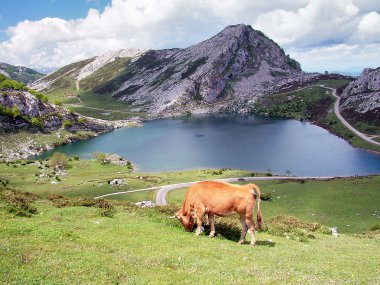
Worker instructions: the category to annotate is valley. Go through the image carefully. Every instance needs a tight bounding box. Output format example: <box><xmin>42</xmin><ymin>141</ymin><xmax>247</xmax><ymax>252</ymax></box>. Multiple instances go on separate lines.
<box><xmin>0</xmin><ymin>13</ymin><xmax>379</xmax><ymax>285</ymax></box>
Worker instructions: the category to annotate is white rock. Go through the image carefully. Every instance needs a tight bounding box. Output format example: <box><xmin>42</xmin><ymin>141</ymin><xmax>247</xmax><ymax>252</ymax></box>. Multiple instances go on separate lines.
<box><xmin>135</xmin><ymin>200</ymin><xmax>155</xmax><ymax>208</ymax></box>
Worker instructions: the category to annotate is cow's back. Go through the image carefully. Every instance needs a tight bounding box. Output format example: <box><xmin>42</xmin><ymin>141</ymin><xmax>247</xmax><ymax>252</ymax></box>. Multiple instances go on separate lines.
<box><xmin>187</xmin><ymin>181</ymin><xmax>254</xmax><ymax>216</ymax></box>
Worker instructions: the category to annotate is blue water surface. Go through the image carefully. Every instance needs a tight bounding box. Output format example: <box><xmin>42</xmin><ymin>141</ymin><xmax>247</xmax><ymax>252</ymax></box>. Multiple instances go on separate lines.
<box><xmin>36</xmin><ymin>115</ymin><xmax>380</xmax><ymax>176</ymax></box>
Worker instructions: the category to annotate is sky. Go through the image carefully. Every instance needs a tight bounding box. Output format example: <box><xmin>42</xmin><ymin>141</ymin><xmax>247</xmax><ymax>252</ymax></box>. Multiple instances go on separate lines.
<box><xmin>0</xmin><ymin>0</ymin><xmax>379</xmax><ymax>74</ymax></box>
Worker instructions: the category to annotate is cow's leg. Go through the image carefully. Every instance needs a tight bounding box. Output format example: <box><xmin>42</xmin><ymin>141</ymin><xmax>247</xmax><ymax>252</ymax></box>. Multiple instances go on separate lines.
<box><xmin>238</xmin><ymin>215</ymin><xmax>248</xmax><ymax>244</ymax></box>
<box><xmin>208</xmin><ymin>213</ymin><xmax>215</xmax><ymax>237</ymax></box>
<box><xmin>245</xmin><ymin>216</ymin><xmax>256</xmax><ymax>246</ymax></box>
<box><xmin>194</xmin><ymin>210</ymin><xmax>205</xmax><ymax>236</ymax></box>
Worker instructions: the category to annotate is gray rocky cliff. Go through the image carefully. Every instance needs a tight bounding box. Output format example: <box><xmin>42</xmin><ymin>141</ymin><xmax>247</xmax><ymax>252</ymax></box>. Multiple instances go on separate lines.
<box><xmin>340</xmin><ymin>67</ymin><xmax>380</xmax><ymax>124</ymax></box>
<box><xmin>0</xmin><ymin>89</ymin><xmax>116</xmax><ymax>133</ymax></box>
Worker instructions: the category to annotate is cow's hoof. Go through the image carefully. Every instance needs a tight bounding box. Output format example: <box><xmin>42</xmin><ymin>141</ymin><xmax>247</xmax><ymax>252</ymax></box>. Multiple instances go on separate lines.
<box><xmin>237</xmin><ymin>240</ymin><xmax>244</xmax><ymax>244</ymax></box>
<box><xmin>250</xmin><ymin>242</ymin><xmax>256</xmax><ymax>246</ymax></box>
<box><xmin>209</xmin><ymin>234</ymin><xmax>215</xmax><ymax>238</ymax></box>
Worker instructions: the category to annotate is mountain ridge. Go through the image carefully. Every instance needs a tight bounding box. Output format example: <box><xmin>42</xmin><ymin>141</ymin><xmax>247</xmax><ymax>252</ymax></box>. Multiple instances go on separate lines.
<box><xmin>0</xmin><ymin>63</ymin><xmax>44</xmax><ymax>84</ymax></box>
<box><xmin>31</xmin><ymin>24</ymin><xmax>325</xmax><ymax>116</ymax></box>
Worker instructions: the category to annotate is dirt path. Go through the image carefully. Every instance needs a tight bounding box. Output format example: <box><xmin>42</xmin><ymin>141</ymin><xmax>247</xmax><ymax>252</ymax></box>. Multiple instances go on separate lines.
<box><xmin>65</xmin><ymin>104</ymin><xmax>141</xmax><ymax>115</ymax></box>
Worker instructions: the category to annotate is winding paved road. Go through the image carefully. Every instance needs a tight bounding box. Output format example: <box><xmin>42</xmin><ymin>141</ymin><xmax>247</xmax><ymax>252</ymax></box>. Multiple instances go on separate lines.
<box><xmin>323</xmin><ymin>86</ymin><xmax>380</xmax><ymax>146</ymax></box>
<box><xmin>95</xmin><ymin>176</ymin><xmax>336</xmax><ymax>205</ymax></box>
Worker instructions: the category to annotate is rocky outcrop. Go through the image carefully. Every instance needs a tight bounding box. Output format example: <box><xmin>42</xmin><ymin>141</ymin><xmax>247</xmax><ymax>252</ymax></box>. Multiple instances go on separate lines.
<box><xmin>31</xmin><ymin>24</ymin><xmax>324</xmax><ymax>116</ymax></box>
<box><xmin>0</xmin><ymin>62</ymin><xmax>44</xmax><ymax>84</ymax></box>
<box><xmin>0</xmin><ymin>88</ymin><xmax>137</xmax><ymax>161</ymax></box>
<box><xmin>340</xmin><ymin>67</ymin><xmax>380</xmax><ymax>125</ymax></box>
<box><xmin>0</xmin><ymin>89</ymin><xmax>116</xmax><ymax>133</ymax></box>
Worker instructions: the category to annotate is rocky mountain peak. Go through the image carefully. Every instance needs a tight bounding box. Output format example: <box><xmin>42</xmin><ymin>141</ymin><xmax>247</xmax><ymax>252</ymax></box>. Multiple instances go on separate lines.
<box><xmin>30</xmin><ymin>24</ymin><xmax>314</xmax><ymax>116</ymax></box>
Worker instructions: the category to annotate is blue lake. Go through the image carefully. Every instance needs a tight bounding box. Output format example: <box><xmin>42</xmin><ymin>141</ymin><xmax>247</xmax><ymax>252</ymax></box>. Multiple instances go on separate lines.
<box><xmin>37</xmin><ymin>115</ymin><xmax>380</xmax><ymax>176</ymax></box>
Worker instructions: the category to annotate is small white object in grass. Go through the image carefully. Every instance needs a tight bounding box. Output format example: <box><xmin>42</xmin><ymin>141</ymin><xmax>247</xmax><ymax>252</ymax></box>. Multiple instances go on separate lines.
<box><xmin>267</xmin><ymin>239</ymin><xmax>273</xmax><ymax>243</ymax></box>
<box><xmin>200</xmin><ymin>226</ymin><xmax>205</xmax><ymax>234</ymax></box>
<box><xmin>94</xmin><ymin>221</ymin><xmax>100</xmax><ymax>224</ymax></box>
<box><xmin>330</xmin><ymin>227</ymin><xmax>339</xmax><ymax>237</ymax></box>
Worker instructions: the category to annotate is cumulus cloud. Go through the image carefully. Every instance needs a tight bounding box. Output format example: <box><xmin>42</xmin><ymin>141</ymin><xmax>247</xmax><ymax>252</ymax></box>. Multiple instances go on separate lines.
<box><xmin>253</xmin><ymin>0</ymin><xmax>360</xmax><ymax>47</ymax></box>
<box><xmin>350</xmin><ymin>12</ymin><xmax>380</xmax><ymax>43</ymax></box>
<box><xmin>290</xmin><ymin>43</ymin><xmax>380</xmax><ymax>72</ymax></box>
<box><xmin>0</xmin><ymin>0</ymin><xmax>379</xmax><ymax>72</ymax></box>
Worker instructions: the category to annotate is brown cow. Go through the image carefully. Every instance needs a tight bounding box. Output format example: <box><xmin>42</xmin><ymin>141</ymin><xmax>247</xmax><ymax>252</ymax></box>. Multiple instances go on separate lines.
<box><xmin>176</xmin><ymin>181</ymin><xmax>262</xmax><ymax>245</ymax></box>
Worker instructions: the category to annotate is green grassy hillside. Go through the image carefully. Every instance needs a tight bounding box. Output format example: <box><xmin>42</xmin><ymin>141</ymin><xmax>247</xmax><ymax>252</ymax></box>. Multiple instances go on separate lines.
<box><xmin>0</xmin><ymin>195</ymin><xmax>379</xmax><ymax>284</ymax></box>
<box><xmin>1</xmin><ymin>159</ymin><xmax>379</xmax><ymax>283</ymax></box>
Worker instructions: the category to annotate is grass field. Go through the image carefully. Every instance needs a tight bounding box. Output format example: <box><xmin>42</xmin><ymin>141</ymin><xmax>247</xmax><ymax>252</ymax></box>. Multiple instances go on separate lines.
<box><xmin>45</xmin><ymin>88</ymin><xmax>146</xmax><ymax>121</ymax></box>
<box><xmin>0</xmin><ymin>195</ymin><xmax>379</xmax><ymax>284</ymax></box>
<box><xmin>167</xmin><ymin>176</ymin><xmax>380</xmax><ymax>234</ymax></box>
<box><xmin>1</xmin><ymin>158</ymin><xmax>379</xmax><ymax>284</ymax></box>
<box><xmin>316</xmin><ymin>79</ymin><xmax>350</xmax><ymax>89</ymax></box>
<box><xmin>0</xmin><ymin>159</ymin><xmax>253</xmax><ymax>199</ymax></box>
<box><xmin>1</xmin><ymin>158</ymin><xmax>379</xmax><ymax>234</ymax></box>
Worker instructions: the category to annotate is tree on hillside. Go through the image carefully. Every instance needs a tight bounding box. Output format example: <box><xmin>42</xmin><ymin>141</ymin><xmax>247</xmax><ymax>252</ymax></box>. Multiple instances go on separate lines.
<box><xmin>49</xmin><ymin>152</ymin><xmax>68</xmax><ymax>170</ymax></box>
<box><xmin>94</xmin><ymin>152</ymin><xmax>110</xmax><ymax>165</ymax></box>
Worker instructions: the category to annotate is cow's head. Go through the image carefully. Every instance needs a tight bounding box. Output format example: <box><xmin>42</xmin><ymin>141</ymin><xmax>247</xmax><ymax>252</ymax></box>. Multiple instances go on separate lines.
<box><xmin>176</xmin><ymin>209</ymin><xmax>195</xmax><ymax>231</ymax></box>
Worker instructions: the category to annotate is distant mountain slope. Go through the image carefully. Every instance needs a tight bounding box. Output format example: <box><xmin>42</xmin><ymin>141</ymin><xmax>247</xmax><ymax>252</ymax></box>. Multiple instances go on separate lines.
<box><xmin>340</xmin><ymin>67</ymin><xmax>380</xmax><ymax>127</ymax></box>
<box><xmin>31</xmin><ymin>24</ymin><xmax>322</xmax><ymax>116</ymax></box>
<box><xmin>0</xmin><ymin>63</ymin><xmax>44</xmax><ymax>84</ymax></box>
<box><xmin>30</xmin><ymin>49</ymin><xmax>145</xmax><ymax>92</ymax></box>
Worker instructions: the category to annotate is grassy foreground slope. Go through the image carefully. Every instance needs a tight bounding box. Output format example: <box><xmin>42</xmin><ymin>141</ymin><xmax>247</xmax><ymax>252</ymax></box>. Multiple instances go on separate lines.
<box><xmin>0</xmin><ymin>199</ymin><xmax>379</xmax><ymax>284</ymax></box>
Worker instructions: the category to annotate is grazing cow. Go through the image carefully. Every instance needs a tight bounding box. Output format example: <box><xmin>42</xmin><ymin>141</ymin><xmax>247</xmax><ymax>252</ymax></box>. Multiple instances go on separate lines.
<box><xmin>176</xmin><ymin>181</ymin><xmax>262</xmax><ymax>245</ymax></box>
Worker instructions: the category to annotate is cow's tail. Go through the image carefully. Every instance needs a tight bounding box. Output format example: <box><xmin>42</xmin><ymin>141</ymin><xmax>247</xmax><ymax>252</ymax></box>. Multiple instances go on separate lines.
<box><xmin>252</xmin><ymin>185</ymin><xmax>262</xmax><ymax>230</ymax></box>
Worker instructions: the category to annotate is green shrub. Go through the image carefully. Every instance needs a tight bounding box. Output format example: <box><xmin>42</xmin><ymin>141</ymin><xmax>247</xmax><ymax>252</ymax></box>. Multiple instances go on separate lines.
<box><xmin>48</xmin><ymin>195</ymin><xmax>115</xmax><ymax>217</ymax></box>
<box><xmin>54</xmin><ymin>100</ymin><xmax>63</xmax><ymax>106</ymax></box>
<box><xmin>77</xmin><ymin>117</ymin><xmax>85</xmax><ymax>124</ymax></box>
<box><xmin>62</xmin><ymin>120</ymin><xmax>73</xmax><ymax>128</ymax></box>
<box><xmin>0</xmin><ymin>74</ymin><xmax>7</xmax><ymax>82</ymax></box>
<box><xmin>95</xmin><ymin>152</ymin><xmax>110</xmax><ymax>165</ymax></box>
<box><xmin>260</xmin><ymin>192</ymin><xmax>272</xmax><ymax>201</ymax></box>
<box><xmin>262</xmin><ymin>215</ymin><xmax>331</xmax><ymax>242</ymax></box>
<box><xmin>28</xmin><ymin>89</ymin><xmax>49</xmax><ymax>102</ymax></box>
<box><xmin>0</xmin><ymin>78</ymin><xmax>27</xmax><ymax>91</ymax></box>
<box><xmin>0</xmin><ymin>189</ymin><xmax>38</xmax><ymax>217</ymax></box>
<box><xmin>49</xmin><ymin>152</ymin><xmax>68</xmax><ymax>169</ymax></box>
<box><xmin>30</xmin><ymin>117</ymin><xmax>43</xmax><ymax>128</ymax></box>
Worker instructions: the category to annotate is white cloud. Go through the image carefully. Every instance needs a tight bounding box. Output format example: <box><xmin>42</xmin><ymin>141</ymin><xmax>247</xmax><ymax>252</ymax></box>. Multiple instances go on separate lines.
<box><xmin>290</xmin><ymin>43</ymin><xmax>380</xmax><ymax>72</ymax></box>
<box><xmin>350</xmin><ymin>12</ymin><xmax>380</xmax><ymax>43</ymax></box>
<box><xmin>253</xmin><ymin>0</ymin><xmax>359</xmax><ymax>47</ymax></box>
<box><xmin>0</xmin><ymin>0</ymin><xmax>379</xmax><ymax>72</ymax></box>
